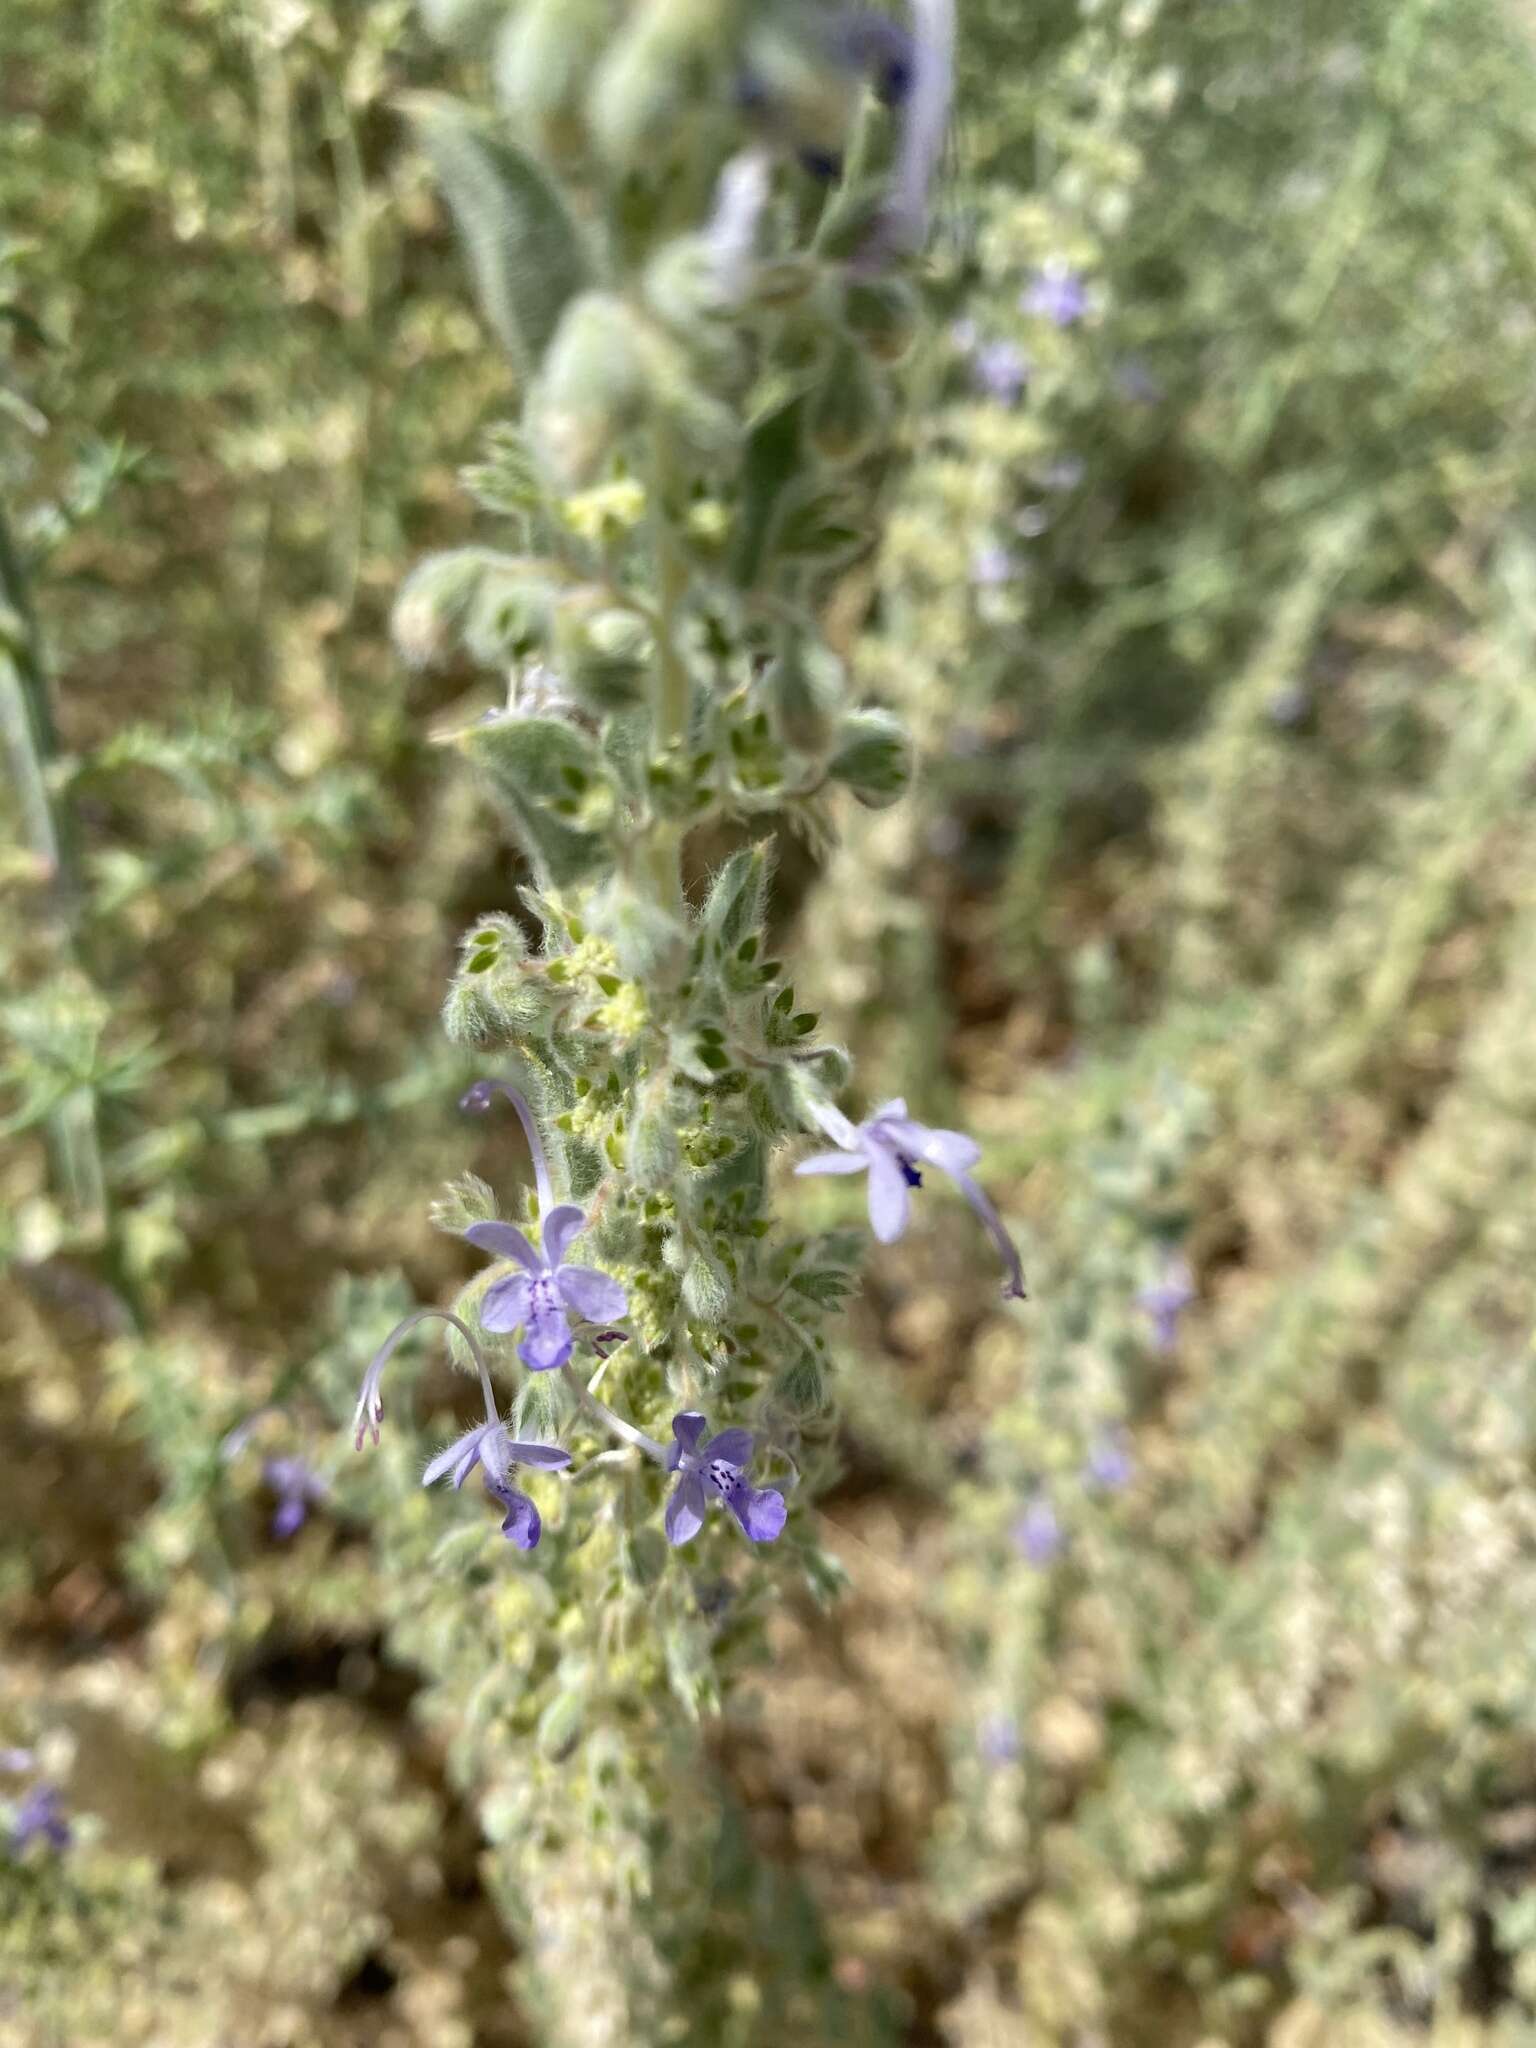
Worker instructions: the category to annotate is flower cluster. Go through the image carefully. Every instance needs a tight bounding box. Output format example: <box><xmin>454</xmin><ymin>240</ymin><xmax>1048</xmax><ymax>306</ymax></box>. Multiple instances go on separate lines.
<box><xmin>327</xmin><ymin>0</ymin><xmax>1028</xmax><ymax>1575</ymax></box>
<box><xmin>351</xmin><ymin>1074</ymin><xmax>1021</xmax><ymax>1558</ymax></box>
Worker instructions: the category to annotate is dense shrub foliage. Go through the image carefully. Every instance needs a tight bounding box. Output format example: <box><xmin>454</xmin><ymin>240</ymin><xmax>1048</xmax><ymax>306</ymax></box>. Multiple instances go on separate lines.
<box><xmin>7</xmin><ymin>1</ymin><xmax>1536</xmax><ymax>2044</ymax></box>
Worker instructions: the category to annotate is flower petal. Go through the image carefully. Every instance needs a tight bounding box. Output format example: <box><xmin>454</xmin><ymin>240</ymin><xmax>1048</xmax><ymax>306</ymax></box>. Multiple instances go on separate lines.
<box><xmin>477</xmin><ymin>1425</ymin><xmax>514</xmax><ymax>1489</ymax></box>
<box><xmin>665</xmin><ymin>1472</ymin><xmax>707</xmax><ymax>1546</ymax></box>
<box><xmin>865</xmin><ymin>1144</ymin><xmax>912</xmax><ymax>1242</ymax></box>
<box><xmin>422</xmin><ymin>1422</ymin><xmax>492</xmax><ymax>1490</ymax></box>
<box><xmin>794</xmin><ymin>1149</ymin><xmax>870</xmax><ymax>1177</ymax></box>
<box><xmin>702</xmin><ymin>1427</ymin><xmax>754</xmax><ymax>1470</ymax></box>
<box><xmin>726</xmin><ymin>1481</ymin><xmax>787</xmax><ymax>1543</ymax></box>
<box><xmin>807</xmin><ymin>1097</ymin><xmax>860</xmax><ymax>1149</ymax></box>
<box><xmin>463</xmin><ymin>1220</ymin><xmax>542</xmax><ymax>1271</ymax></box>
<box><xmin>496</xmin><ymin>1487</ymin><xmax>542</xmax><ymax>1549</ymax></box>
<box><xmin>539</xmin><ymin>1203</ymin><xmax>588</xmax><ymax>1269</ymax></box>
<box><xmin>505</xmin><ymin>1440</ymin><xmax>573</xmax><ymax>1470</ymax></box>
<box><xmin>913</xmin><ymin>1126</ymin><xmax>982</xmax><ymax>1174</ymax></box>
<box><xmin>870</xmin><ymin>1097</ymin><xmax>909</xmax><ymax>1122</ymax></box>
<box><xmin>669</xmin><ymin>1412</ymin><xmax>708</xmax><ymax>1470</ymax></box>
<box><xmin>556</xmin><ymin>1264</ymin><xmax>628</xmax><ymax>1324</ymax></box>
<box><xmin>480</xmin><ymin>1271</ymin><xmax>535</xmax><ymax>1334</ymax></box>
<box><xmin>518</xmin><ymin>1303</ymin><xmax>575</xmax><ymax>1373</ymax></box>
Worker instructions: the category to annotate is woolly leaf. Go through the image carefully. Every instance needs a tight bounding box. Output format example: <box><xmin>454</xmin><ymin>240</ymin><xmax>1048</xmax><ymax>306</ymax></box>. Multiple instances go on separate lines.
<box><xmin>404</xmin><ymin>93</ymin><xmax>589</xmax><ymax>374</ymax></box>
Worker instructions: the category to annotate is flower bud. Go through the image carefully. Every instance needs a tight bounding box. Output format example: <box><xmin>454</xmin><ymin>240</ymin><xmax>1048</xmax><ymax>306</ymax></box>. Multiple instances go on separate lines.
<box><xmin>763</xmin><ymin>633</ymin><xmax>845</xmax><ymax>753</ymax></box>
<box><xmin>529</xmin><ymin>292</ymin><xmax>649</xmax><ymax>491</ymax></box>
<box><xmin>628</xmin><ymin>1103</ymin><xmax>681</xmax><ymax>1189</ymax></box>
<box><xmin>495</xmin><ymin>0</ymin><xmax>617</xmax><ymax>165</ymax></box>
<box><xmin>808</xmin><ymin>341</ymin><xmax>888</xmax><ymax>468</ymax></box>
<box><xmin>551</xmin><ymin>588</ymin><xmax>650</xmax><ymax>712</ymax></box>
<box><xmin>827</xmin><ymin>708</ymin><xmax>914</xmax><ymax>808</ymax></box>
<box><xmin>587</xmin><ymin>0</ymin><xmax>733</xmax><ymax>181</ymax></box>
<box><xmin>682</xmin><ymin>1251</ymin><xmax>731</xmax><ymax>1324</ymax></box>
<box><xmin>839</xmin><ymin>275</ymin><xmax>920</xmax><ymax>363</ymax></box>
<box><xmin>390</xmin><ymin>548</ymin><xmax>495</xmax><ymax>668</ymax></box>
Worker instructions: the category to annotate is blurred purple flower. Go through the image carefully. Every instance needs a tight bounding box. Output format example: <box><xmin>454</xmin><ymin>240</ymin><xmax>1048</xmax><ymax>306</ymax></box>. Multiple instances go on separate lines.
<box><xmin>1138</xmin><ymin>1258</ymin><xmax>1195</xmax><ymax>1352</ymax></box>
<box><xmin>664</xmin><ymin>1413</ymin><xmax>787</xmax><ymax>1547</ymax></box>
<box><xmin>972</xmin><ymin>338</ymin><xmax>1030</xmax><ymax>404</ymax></box>
<box><xmin>1021</xmin><ymin>263</ymin><xmax>1089</xmax><ymax>328</ymax></box>
<box><xmin>1084</xmin><ymin>1426</ymin><xmax>1134</xmax><ymax>1493</ymax></box>
<box><xmin>1012</xmin><ymin>1491</ymin><xmax>1064</xmax><ymax>1566</ymax></box>
<box><xmin>971</xmin><ymin>541</ymin><xmax>1017</xmax><ymax>587</ymax></box>
<box><xmin>12</xmin><ymin>1784</ymin><xmax>70</xmax><ymax>1854</ymax></box>
<box><xmin>979</xmin><ymin>1714</ymin><xmax>1021</xmax><ymax>1765</ymax></box>
<box><xmin>423</xmin><ymin>1419</ymin><xmax>572</xmax><ymax>1550</ymax></box>
<box><xmin>263</xmin><ymin>1455</ymin><xmax>329</xmax><ymax>1541</ymax></box>
<box><xmin>797</xmin><ymin>1096</ymin><xmax>1027</xmax><ymax>1298</ymax></box>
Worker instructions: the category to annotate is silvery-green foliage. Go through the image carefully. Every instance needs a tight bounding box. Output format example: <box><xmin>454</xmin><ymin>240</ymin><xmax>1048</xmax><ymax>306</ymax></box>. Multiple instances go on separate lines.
<box><xmin>345</xmin><ymin>2</ymin><xmax>981</xmax><ymax>2039</ymax></box>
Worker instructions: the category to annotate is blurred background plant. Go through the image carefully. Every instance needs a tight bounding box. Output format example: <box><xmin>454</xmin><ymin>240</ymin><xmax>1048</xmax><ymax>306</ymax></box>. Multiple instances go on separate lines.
<box><xmin>8</xmin><ymin>0</ymin><xmax>1536</xmax><ymax>2044</ymax></box>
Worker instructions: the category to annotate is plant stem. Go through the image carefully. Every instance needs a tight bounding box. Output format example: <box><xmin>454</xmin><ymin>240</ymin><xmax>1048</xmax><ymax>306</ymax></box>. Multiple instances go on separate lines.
<box><xmin>0</xmin><ymin>498</ymin><xmax>110</xmax><ymax>1242</ymax></box>
<box><xmin>643</xmin><ymin>427</ymin><xmax>690</xmax><ymax>912</ymax></box>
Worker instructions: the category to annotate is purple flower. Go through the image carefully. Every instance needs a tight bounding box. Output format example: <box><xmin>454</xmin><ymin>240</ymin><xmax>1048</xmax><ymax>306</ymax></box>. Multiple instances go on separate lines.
<box><xmin>1012</xmin><ymin>1491</ymin><xmax>1064</xmax><ymax>1567</ymax></box>
<box><xmin>12</xmin><ymin>1784</ymin><xmax>70</xmax><ymax>1854</ymax></box>
<box><xmin>1084</xmin><ymin>1426</ymin><xmax>1134</xmax><ymax>1493</ymax></box>
<box><xmin>979</xmin><ymin>1714</ymin><xmax>1021</xmax><ymax>1765</ymax></box>
<box><xmin>263</xmin><ymin>1455</ymin><xmax>329</xmax><ymax>1541</ymax></box>
<box><xmin>971</xmin><ymin>540</ymin><xmax>1016</xmax><ymax>586</ymax></box>
<box><xmin>795</xmin><ymin>1096</ymin><xmax>1026</xmax><ymax>1299</ymax></box>
<box><xmin>422</xmin><ymin>1419</ymin><xmax>571</xmax><ymax>1550</ymax></box>
<box><xmin>1021</xmin><ymin>263</ymin><xmax>1089</xmax><ymax>328</ymax></box>
<box><xmin>1137</xmin><ymin>1257</ymin><xmax>1194</xmax><ymax>1353</ymax></box>
<box><xmin>972</xmin><ymin>338</ymin><xmax>1030</xmax><ymax>404</ymax></box>
<box><xmin>466</xmin><ymin>1209</ymin><xmax>628</xmax><ymax>1374</ymax></box>
<box><xmin>664</xmin><ymin>1413</ymin><xmax>787</xmax><ymax>1547</ymax></box>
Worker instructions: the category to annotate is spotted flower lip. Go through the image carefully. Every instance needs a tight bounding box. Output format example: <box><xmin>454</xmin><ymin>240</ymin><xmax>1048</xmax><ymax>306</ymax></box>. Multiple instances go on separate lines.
<box><xmin>466</xmin><ymin>1210</ymin><xmax>628</xmax><ymax>1374</ymax></box>
<box><xmin>664</xmin><ymin>1413</ymin><xmax>787</xmax><ymax>1547</ymax></box>
<box><xmin>423</xmin><ymin>1419</ymin><xmax>571</xmax><ymax>1550</ymax></box>
<box><xmin>795</xmin><ymin>1096</ymin><xmax>1027</xmax><ymax>1299</ymax></box>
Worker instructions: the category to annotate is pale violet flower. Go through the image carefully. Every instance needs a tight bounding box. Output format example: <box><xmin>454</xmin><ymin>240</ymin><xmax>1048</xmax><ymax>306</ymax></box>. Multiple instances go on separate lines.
<box><xmin>466</xmin><ymin>1210</ymin><xmax>628</xmax><ymax>1374</ymax></box>
<box><xmin>1084</xmin><ymin>1425</ymin><xmax>1134</xmax><ymax>1493</ymax></box>
<box><xmin>664</xmin><ymin>1413</ymin><xmax>787</xmax><ymax>1546</ymax></box>
<box><xmin>458</xmin><ymin>1075</ymin><xmax>629</xmax><ymax>1372</ymax></box>
<box><xmin>1138</xmin><ymin>1257</ymin><xmax>1195</xmax><ymax>1352</ymax></box>
<box><xmin>1012</xmin><ymin>1490</ymin><xmax>1064</xmax><ymax>1566</ymax></box>
<box><xmin>1021</xmin><ymin>263</ymin><xmax>1089</xmax><ymax>328</ymax></box>
<box><xmin>11</xmin><ymin>1783</ymin><xmax>70</xmax><ymax>1854</ymax></box>
<box><xmin>796</xmin><ymin>1097</ymin><xmax>1026</xmax><ymax>1298</ymax></box>
<box><xmin>971</xmin><ymin>540</ymin><xmax>1016</xmax><ymax>587</ymax></box>
<box><xmin>422</xmin><ymin>1419</ymin><xmax>571</xmax><ymax>1550</ymax></box>
<box><xmin>972</xmin><ymin>338</ymin><xmax>1030</xmax><ymax>404</ymax></box>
